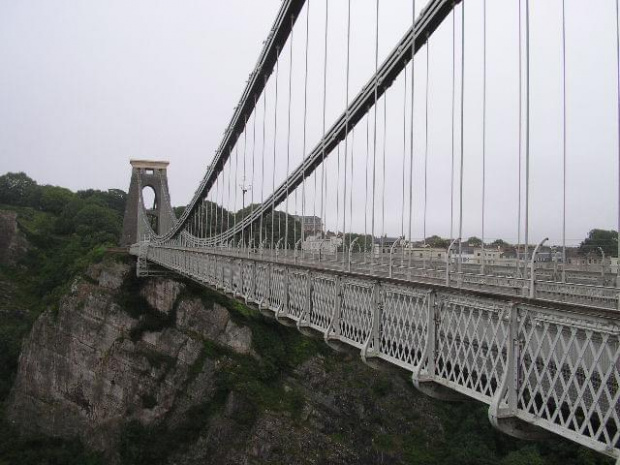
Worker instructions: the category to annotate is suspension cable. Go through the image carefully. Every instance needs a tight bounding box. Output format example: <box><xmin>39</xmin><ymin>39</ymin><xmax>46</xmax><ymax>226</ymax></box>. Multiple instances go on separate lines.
<box><xmin>458</xmin><ymin>1</ymin><xmax>465</xmax><ymax>273</ymax></box>
<box><xmin>365</xmin><ymin>111</ymin><xmax>370</xmax><ymax>254</ymax></box>
<box><xmin>216</xmin><ymin>177</ymin><xmax>220</xmax><ymax>239</ymax></box>
<box><xmin>450</xmin><ymin>7</ymin><xmax>456</xmax><ymax>240</ymax></box>
<box><xmin>349</xmin><ymin>127</ymin><xmax>355</xmax><ymax>253</ymax></box>
<box><xmin>401</xmin><ymin>62</ymin><xmax>407</xmax><ymax>240</ymax></box>
<box><xmin>242</xmin><ymin>118</ymin><xmax>248</xmax><ymax>244</ymax></box>
<box><xmin>408</xmin><ymin>0</ymin><xmax>416</xmax><ymax>246</ymax></box>
<box><xmin>342</xmin><ymin>0</ymin><xmax>352</xmax><ymax>266</ymax></box>
<box><xmin>301</xmin><ymin>0</ymin><xmax>311</xmax><ymax>247</ymax></box>
<box><xmin>561</xmin><ymin>0</ymin><xmax>567</xmax><ymax>282</ymax></box>
<box><xmin>320</xmin><ymin>0</ymin><xmax>329</xmax><ymax>243</ymax></box>
<box><xmin>251</xmin><ymin>97</ymin><xmax>257</xmax><ymax>247</ymax></box>
<box><xmin>481</xmin><ymin>0</ymin><xmax>487</xmax><ymax>274</ymax></box>
<box><xmin>285</xmin><ymin>18</ymin><xmax>295</xmax><ymax>251</ymax></box>
<box><xmin>424</xmin><ymin>37</ymin><xmax>430</xmax><ymax>249</ymax></box>
<box><xmin>381</xmin><ymin>92</ymin><xmax>387</xmax><ymax>258</ymax></box>
<box><xmin>210</xmin><ymin>180</ymin><xmax>214</xmax><ymax>238</ymax></box>
<box><xmin>234</xmin><ymin>132</ymin><xmax>240</xmax><ymax>241</ymax></box>
<box><xmin>616</xmin><ymin>0</ymin><xmax>620</xmax><ymax>285</ymax></box>
<box><xmin>336</xmin><ymin>141</ymin><xmax>341</xmax><ymax>250</ymax></box>
<box><xmin>272</xmin><ymin>48</ymin><xmax>280</xmax><ymax>250</ymax></box>
<box><xmin>371</xmin><ymin>0</ymin><xmax>380</xmax><ymax>264</ymax></box>
<box><xmin>517</xmin><ymin>0</ymin><xmax>523</xmax><ymax>275</ymax></box>
<box><xmin>260</xmin><ymin>76</ymin><xmax>268</xmax><ymax>247</ymax></box>
<box><xmin>336</xmin><ymin>143</ymin><xmax>341</xmax><ymax>244</ymax></box>
<box><xmin>524</xmin><ymin>0</ymin><xmax>531</xmax><ymax>270</ymax></box>
<box><xmin>229</xmin><ymin>148</ymin><xmax>234</xmax><ymax>233</ymax></box>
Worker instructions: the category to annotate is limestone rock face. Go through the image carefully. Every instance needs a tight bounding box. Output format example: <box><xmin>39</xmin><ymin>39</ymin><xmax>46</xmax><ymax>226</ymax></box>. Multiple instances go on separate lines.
<box><xmin>6</xmin><ymin>261</ymin><xmax>252</xmax><ymax>463</ymax></box>
<box><xmin>7</xmin><ymin>259</ymin><xmax>442</xmax><ymax>465</ymax></box>
<box><xmin>0</xmin><ymin>210</ymin><xmax>28</xmax><ymax>266</ymax></box>
<box><xmin>176</xmin><ymin>299</ymin><xmax>252</xmax><ymax>355</ymax></box>
<box><xmin>140</xmin><ymin>278</ymin><xmax>184</xmax><ymax>314</ymax></box>
<box><xmin>220</xmin><ymin>319</ymin><xmax>252</xmax><ymax>355</ymax></box>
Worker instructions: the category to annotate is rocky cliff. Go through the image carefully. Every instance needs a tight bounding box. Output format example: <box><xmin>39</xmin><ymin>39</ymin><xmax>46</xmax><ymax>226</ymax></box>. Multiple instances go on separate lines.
<box><xmin>6</xmin><ymin>260</ymin><xmax>448</xmax><ymax>464</ymax></box>
<box><xmin>6</xmin><ymin>258</ymin><xmax>610</xmax><ymax>465</ymax></box>
<box><xmin>0</xmin><ymin>210</ymin><xmax>28</xmax><ymax>267</ymax></box>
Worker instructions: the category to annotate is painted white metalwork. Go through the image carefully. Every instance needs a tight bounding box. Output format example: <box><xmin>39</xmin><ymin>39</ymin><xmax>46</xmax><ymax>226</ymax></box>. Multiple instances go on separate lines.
<box><xmin>137</xmin><ymin>244</ymin><xmax>620</xmax><ymax>460</ymax></box>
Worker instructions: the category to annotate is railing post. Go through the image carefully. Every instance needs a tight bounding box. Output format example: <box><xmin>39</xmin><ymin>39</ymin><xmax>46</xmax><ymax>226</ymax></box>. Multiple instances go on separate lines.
<box><xmin>388</xmin><ymin>240</ymin><xmax>401</xmax><ymax>278</ymax></box>
<box><xmin>249</xmin><ymin>260</ymin><xmax>257</xmax><ymax>303</ymax></box>
<box><xmin>362</xmin><ymin>281</ymin><xmax>383</xmax><ymax>364</ymax></box>
<box><xmin>267</xmin><ymin>262</ymin><xmax>273</xmax><ymax>311</ymax></box>
<box><xmin>446</xmin><ymin>238</ymin><xmax>461</xmax><ymax>286</ymax></box>
<box><xmin>333</xmin><ymin>276</ymin><xmax>341</xmax><ymax>338</ymax></box>
<box><xmin>236</xmin><ymin>259</ymin><xmax>242</xmax><ymax>297</ymax></box>
<box><xmin>348</xmin><ymin>237</ymin><xmax>359</xmax><ymax>272</ymax></box>
<box><xmin>281</xmin><ymin>267</ymin><xmax>290</xmax><ymax>318</ymax></box>
<box><xmin>325</xmin><ymin>275</ymin><xmax>342</xmax><ymax>344</ymax></box>
<box><xmin>529</xmin><ymin>237</ymin><xmax>549</xmax><ymax>299</ymax></box>
<box><xmin>424</xmin><ymin>291</ymin><xmax>437</xmax><ymax>379</ymax></box>
<box><xmin>488</xmin><ymin>304</ymin><xmax>545</xmax><ymax>440</ymax></box>
<box><xmin>297</xmin><ymin>270</ymin><xmax>313</xmax><ymax>332</ymax></box>
<box><xmin>412</xmin><ymin>290</ymin><xmax>438</xmax><ymax>391</ymax></box>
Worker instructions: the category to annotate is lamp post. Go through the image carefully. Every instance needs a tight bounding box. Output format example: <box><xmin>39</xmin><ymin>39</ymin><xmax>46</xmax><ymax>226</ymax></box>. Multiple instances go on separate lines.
<box><xmin>239</xmin><ymin>178</ymin><xmax>252</xmax><ymax>249</ymax></box>
<box><xmin>597</xmin><ymin>247</ymin><xmax>606</xmax><ymax>281</ymax></box>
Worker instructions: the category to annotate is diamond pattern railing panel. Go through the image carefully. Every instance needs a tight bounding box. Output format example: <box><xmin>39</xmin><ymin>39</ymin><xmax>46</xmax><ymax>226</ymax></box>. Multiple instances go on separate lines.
<box><xmin>378</xmin><ymin>285</ymin><xmax>428</xmax><ymax>370</ymax></box>
<box><xmin>309</xmin><ymin>275</ymin><xmax>336</xmax><ymax>332</ymax></box>
<box><xmin>232</xmin><ymin>260</ymin><xmax>242</xmax><ymax>294</ymax></box>
<box><xmin>269</xmin><ymin>267</ymin><xmax>285</xmax><ymax>311</ymax></box>
<box><xmin>256</xmin><ymin>263</ymin><xmax>271</xmax><ymax>305</ymax></box>
<box><xmin>339</xmin><ymin>279</ymin><xmax>374</xmax><ymax>348</ymax></box>
<box><xmin>242</xmin><ymin>261</ymin><xmax>254</xmax><ymax>298</ymax></box>
<box><xmin>434</xmin><ymin>295</ymin><xmax>510</xmax><ymax>402</ymax></box>
<box><xmin>141</xmin><ymin>246</ymin><xmax>620</xmax><ymax>460</ymax></box>
<box><xmin>287</xmin><ymin>271</ymin><xmax>309</xmax><ymax>320</ymax></box>
<box><xmin>207</xmin><ymin>254</ymin><xmax>217</xmax><ymax>283</ymax></box>
<box><xmin>517</xmin><ymin>308</ymin><xmax>620</xmax><ymax>452</ymax></box>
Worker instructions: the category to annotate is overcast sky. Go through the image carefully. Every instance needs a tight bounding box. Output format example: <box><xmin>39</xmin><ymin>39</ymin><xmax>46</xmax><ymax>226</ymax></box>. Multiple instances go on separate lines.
<box><xmin>1</xmin><ymin>0</ymin><xmax>618</xmax><ymax>246</ymax></box>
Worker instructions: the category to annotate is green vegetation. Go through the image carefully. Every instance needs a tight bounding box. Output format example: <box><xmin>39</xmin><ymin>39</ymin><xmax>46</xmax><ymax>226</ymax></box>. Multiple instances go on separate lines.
<box><xmin>119</xmin><ymin>400</ymin><xmax>226</xmax><ymax>465</ymax></box>
<box><xmin>0</xmin><ymin>412</ymin><xmax>104</xmax><ymax>465</ymax></box>
<box><xmin>0</xmin><ymin>173</ymin><xmax>125</xmax><ymax>313</ymax></box>
<box><xmin>114</xmin><ymin>282</ymin><xmax>329</xmax><ymax>465</ymax></box>
<box><xmin>0</xmin><ymin>172</ymin><xmax>615</xmax><ymax>464</ymax></box>
<box><xmin>0</xmin><ymin>172</ymin><xmax>126</xmax><ymax>464</ymax></box>
<box><xmin>579</xmin><ymin>229</ymin><xmax>618</xmax><ymax>258</ymax></box>
<box><xmin>0</xmin><ymin>173</ymin><xmax>126</xmax><ymax>402</ymax></box>
<box><xmin>363</xmin><ymin>400</ymin><xmax>612</xmax><ymax>465</ymax></box>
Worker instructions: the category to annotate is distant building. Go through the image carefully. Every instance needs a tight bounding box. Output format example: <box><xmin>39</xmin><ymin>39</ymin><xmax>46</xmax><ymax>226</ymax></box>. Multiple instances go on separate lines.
<box><xmin>302</xmin><ymin>234</ymin><xmax>342</xmax><ymax>254</ymax></box>
<box><xmin>294</xmin><ymin>216</ymin><xmax>323</xmax><ymax>235</ymax></box>
<box><xmin>373</xmin><ymin>236</ymin><xmax>403</xmax><ymax>254</ymax></box>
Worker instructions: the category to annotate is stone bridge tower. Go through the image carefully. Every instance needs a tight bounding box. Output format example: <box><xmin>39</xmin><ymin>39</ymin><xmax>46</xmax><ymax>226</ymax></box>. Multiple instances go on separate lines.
<box><xmin>121</xmin><ymin>160</ymin><xmax>176</xmax><ymax>246</ymax></box>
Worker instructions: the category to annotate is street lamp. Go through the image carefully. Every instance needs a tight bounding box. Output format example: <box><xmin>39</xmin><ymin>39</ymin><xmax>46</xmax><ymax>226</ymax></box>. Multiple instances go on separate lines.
<box><xmin>239</xmin><ymin>178</ymin><xmax>252</xmax><ymax>247</ymax></box>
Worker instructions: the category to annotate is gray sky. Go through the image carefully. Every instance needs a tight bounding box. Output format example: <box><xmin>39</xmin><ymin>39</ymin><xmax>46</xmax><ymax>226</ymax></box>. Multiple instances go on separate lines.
<box><xmin>1</xmin><ymin>0</ymin><xmax>618</xmax><ymax>246</ymax></box>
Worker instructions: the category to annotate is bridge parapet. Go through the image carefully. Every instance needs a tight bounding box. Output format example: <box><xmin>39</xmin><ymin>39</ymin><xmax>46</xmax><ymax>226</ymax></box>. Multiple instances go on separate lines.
<box><xmin>133</xmin><ymin>244</ymin><xmax>620</xmax><ymax>461</ymax></box>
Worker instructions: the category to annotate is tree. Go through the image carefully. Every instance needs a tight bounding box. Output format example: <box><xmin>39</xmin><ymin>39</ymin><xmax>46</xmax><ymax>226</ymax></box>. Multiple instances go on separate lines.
<box><xmin>579</xmin><ymin>229</ymin><xmax>618</xmax><ymax>258</ymax></box>
<box><xmin>466</xmin><ymin>236</ymin><xmax>483</xmax><ymax>247</ymax></box>
<box><xmin>0</xmin><ymin>172</ymin><xmax>38</xmax><ymax>206</ymax></box>
<box><xmin>39</xmin><ymin>185</ymin><xmax>74</xmax><ymax>214</ymax></box>
<box><xmin>490</xmin><ymin>238</ymin><xmax>510</xmax><ymax>249</ymax></box>
<box><xmin>77</xmin><ymin>189</ymin><xmax>127</xmax><ymax>215</ymax></box>
<box><xmin>425</xmin><ymin>235</ymin><xmax>450</xmax><ymax>249</ymax></box>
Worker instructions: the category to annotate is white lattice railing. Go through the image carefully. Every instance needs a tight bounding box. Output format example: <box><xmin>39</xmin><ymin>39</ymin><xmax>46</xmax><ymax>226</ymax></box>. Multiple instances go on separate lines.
<box><xmin>138</xmin><ymin>245</ymin><xmax>620</xmax><ymax>461</ymax></box>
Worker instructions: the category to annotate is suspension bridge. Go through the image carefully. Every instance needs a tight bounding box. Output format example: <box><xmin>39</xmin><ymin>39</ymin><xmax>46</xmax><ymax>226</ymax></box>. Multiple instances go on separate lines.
<box><xmin>122</xmin><ymin>0</ymin><xmax>620</xmax><ymax>460</ymax></box>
